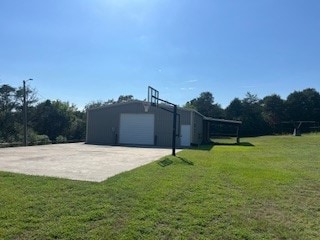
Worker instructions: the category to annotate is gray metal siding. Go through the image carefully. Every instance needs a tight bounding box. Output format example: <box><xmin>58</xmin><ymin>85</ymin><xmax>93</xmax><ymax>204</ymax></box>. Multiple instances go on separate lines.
<box><xmin>86</xmin><ymin>102</ymin><xmax>147</xmax><ymax>145</ymax></box>
<box><xmin>154</xmin><ymin>108</ymin><xmax>172</xmax><ymax>147</ymax></box>
<box><xmin>86</xmin><ymin>101</ymin><xmax>197</xmax><ymax>147</ymax></box>
<box><xmin>153</xmin><ymin>106</ymin><xmax>192</xmax><ymax>147</ymax></box>
<box><xmin>86</xmin><ymin>106</ymin><xmax>119</xmax><ymax>144</ymax></box>
<box><xmin>191</xmin><ymin>112</ymin><xmax>203</xmax><ymax>145</ymax></box>
<box><xmin>179</xmin><ymin>109</ymin><xmax>191</xmax><ymax>125</ymax></box>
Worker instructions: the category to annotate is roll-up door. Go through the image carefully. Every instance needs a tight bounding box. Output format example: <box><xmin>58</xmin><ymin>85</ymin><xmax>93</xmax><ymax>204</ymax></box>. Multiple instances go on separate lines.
<box><xmin>119</xmin><ymin>113</ymin><xmax>154</xmax><ymax>145</ymax></box>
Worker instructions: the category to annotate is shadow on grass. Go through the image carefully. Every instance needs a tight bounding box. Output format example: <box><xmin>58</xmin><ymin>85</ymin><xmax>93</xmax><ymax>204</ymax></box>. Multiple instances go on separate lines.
<box><xmin>191</xmin><ymin>144</ymin><xmax>214</xmax><ymax>151</ymax></box>
<box><xmin>177</xmin><ymin>156</ymin><xmax>194</xmax><ymax>165</ymax></box>
<box><xmin>158</xmin><ymin>156</ymin><xmax>194</xmax><ymax>167</ymax></box>
<box><xmin>213</xmin><ymin>142</ymin><xmax>255</xmax><ymax>147</ymax></box>
<box><xmin>189</xmin><ymin>141</ymin><xmax>254</xmax><ymax>151</ymax></box>
<box><xmin>158</xmin><ymin>158</ymin><xmax>173</xmax><ymax>167</ymax></box>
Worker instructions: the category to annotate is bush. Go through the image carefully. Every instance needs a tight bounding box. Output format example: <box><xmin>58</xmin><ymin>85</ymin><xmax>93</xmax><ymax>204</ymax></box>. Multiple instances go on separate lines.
<box><xmin>33</xmin><ymin>135</ymin><xmax>51</xmax><ymax>145</ymax></box>
<box><xmin>55</xmin><ymin>135</ymin><xmax>67</xmax><ymax>143</ymax></box>
<box><xmin>29</xmin><ymin>131</ymin><xmax>51</xmax><ymax>145</ymax></box>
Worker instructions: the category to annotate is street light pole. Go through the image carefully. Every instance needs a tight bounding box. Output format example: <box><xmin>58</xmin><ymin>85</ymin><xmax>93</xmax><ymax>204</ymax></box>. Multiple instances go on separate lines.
<box><xmin>23</xmin><ymin>79</ymin><xmax>32</xmax><ymax>146</ymax></box>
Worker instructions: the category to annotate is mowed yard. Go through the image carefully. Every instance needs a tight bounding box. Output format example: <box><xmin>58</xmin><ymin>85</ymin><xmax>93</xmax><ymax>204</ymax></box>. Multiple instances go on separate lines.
<box><xmin>1</xmin><ymin>135</ymin><xmax>319</xmax><ymax>239</ymax></box>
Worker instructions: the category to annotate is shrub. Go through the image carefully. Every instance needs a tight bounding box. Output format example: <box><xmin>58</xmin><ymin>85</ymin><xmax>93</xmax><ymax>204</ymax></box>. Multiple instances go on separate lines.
<box><xmin>34</xmin><ymin>135</ymin><xmax>51</xmax><ymax>145</ymax></box>
<box><xmin>29</xmin><ymin>131</ymin><xmax>51</xmax><ymax>145</ymax></box>
<box><xmin>56</xmin><ymin>135</ymin><xmax>67</xmax><ymax>143</ymax></box>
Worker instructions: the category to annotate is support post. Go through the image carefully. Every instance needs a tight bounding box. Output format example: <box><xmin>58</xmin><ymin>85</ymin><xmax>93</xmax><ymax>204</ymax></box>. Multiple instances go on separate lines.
<box><xmin>236</xmin><ymin>126</ymin><xmax>240</xmax><ymax>144</ymax></box>
<box><xmin>172</xmin><ymin>104</ymin><xmax>177</xmax><ymax>156</ymax></box>
<box><xmin>208</xmin><ymin>121</ymin><xmax>211</xmax><ymax>143</ymax></box>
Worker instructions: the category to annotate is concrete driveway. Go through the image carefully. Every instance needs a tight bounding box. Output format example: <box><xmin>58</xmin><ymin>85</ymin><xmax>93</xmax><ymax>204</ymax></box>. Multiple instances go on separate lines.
<box><xmin>0</xmin><ymin>143</ymin><xmax>173</xmax><ymax>182</ymax></box>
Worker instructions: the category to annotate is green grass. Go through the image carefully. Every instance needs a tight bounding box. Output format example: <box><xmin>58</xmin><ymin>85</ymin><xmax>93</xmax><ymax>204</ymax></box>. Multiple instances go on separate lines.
<box><xmin>1</xmin><ymin>134</ymin><xmax>319</xmax><ymax>239</ymax></box>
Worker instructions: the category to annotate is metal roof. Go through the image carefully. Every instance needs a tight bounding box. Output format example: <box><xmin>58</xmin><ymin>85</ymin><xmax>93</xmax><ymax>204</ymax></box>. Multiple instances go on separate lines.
<box><xmin>204</xmin><ymin>117</ymin><xmax>242</xmax><ymax>125</ymax></box>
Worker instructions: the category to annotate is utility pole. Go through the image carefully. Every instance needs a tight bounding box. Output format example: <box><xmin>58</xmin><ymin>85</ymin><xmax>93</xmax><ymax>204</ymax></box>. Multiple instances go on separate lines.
<box><xmin>23</xmin><ymin>79</ymin><xmax>32</xmax><ymax>146</ymax></box>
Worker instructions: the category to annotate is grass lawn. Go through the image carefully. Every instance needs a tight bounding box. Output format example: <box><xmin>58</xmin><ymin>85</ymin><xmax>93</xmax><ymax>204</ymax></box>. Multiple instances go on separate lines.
<box><xmin>1</xmin><ymin>134</ymin><xmax>319</xmax><ymax>239</ymax></box>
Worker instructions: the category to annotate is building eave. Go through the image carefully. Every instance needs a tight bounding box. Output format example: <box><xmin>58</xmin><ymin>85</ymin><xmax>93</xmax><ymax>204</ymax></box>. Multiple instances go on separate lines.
<box><xmin>204</xmin><ymin>117</ymin><xmax>242</xmax><ymax>125</ymax></box>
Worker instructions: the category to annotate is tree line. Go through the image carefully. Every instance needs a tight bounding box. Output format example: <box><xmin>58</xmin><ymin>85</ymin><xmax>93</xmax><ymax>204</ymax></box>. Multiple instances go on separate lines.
<box><xmin>185</xmin><ymin>88</ymin><xmax>320</xmax><ymax>136</ymax></box>
<box><xmin>0</xmin><ymin>83</ymin><xmax>138</xmax><ymax>145</ymax></box>
<box><xmin>0</xmin><ymin>84</ymin><xmax>85</xmax><ymax>145</ymax></box>
<box><xmin>1</xmin><ymin>83</ymin><xmax>319</xmax><ymax>145</ymax></box>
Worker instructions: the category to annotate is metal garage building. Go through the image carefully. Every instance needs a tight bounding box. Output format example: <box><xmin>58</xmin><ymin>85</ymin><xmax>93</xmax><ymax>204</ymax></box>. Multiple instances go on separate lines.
<box><xmin>86</xmin><ymin>101</ymin><xmax>204</xmax><ymax>147</ymax></box>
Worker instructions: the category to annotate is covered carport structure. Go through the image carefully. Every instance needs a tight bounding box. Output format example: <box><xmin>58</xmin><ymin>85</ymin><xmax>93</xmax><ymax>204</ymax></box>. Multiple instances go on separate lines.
<box><xmin>203</xmin><ymin>117</ymin><xmax>242</xmax><ymax>144</ymax></box>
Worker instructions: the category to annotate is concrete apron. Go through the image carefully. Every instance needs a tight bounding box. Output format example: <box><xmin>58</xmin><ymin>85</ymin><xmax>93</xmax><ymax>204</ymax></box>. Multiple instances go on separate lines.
<box><xmin>0</xmin><ymin>143</ymin><xmax>174</xmax><ymax>182</ymax></box>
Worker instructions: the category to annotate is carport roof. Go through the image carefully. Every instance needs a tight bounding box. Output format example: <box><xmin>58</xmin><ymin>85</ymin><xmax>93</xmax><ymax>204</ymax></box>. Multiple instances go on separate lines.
<box><xmin>204</xmin><ymin>117</ymin><xmax>242</xmax><ymax>125</ymax></box>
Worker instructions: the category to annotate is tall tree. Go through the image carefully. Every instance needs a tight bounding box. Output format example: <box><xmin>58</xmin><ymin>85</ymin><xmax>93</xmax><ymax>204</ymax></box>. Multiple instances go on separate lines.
<box><xmin>262</xmin><ymin>94</ymin><xmax>285</xmax><ymax>132</ymax></box>
<box><xmin>32</xmin><ymin>100</ymin><xmax>74</xmax><ymax>140</ymax></box>
<box><xmin>225</xmin><ymin>98</ymin><xmax>242</xmax><ymax>120</ymax></box>
<box><xmin>0</xmin><ymin>84</ymin><xmax>16</xmax><ymax>112</ymax></box>
<box><xmin>0</xmin><ymin>84</ymin><xmax>17</xmax><ymax>141</ymax></box>
<box><xmin>185</xmin><ymin>92</ymin><xmax>224</xmax><ymax>118</ymax></box>
<box><xmin>242</xmin><ymin>92</ymin><xmax>268</xmax><ymax>136</ymax></box>
<box><xmin>243</xmin><ymin>92</ymin><xmax>260</xmax><ymax>105</ymax></box>
<box><xmin>285</xmin><ymin>88</ymin><xmax>320</xmax><ymax>121</ymax></box>
<box><xmin>225</xmin><ymin>92</ymin><xmax>269</xmax><ymax>136</ymax></box>
<box><xmin>15</xmin><ymin>86</ymin><xmax>38</xmax><ymax>111</ymax></box>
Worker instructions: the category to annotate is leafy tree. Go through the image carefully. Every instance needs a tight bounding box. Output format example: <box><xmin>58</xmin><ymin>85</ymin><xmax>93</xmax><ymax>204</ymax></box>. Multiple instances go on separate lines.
<box><xmin>117</xmin><ymin>95</ymin><xmax>134</xmax><ymax>103</ymax></box>
<box><xmin>0</xmin><ymin>84</ymin><xmax>38</xmax><ymax>142</ymax></box>
<box><xmin>85</xmin><ymin>95</ymin><xmax>135</xmax><ymax>111</ymax></box>
<box><xmin>243</xmin><ymin>92</ymin><xmax>259</xmax><ymax>105</ymax></box>
<box><xmin>185</xmin><ymin>92</ymin><xmax>224</xmax><ymax>118</ymax></box>
<box><xmin>68</xmin><ymin>110</ymin><xmax>86</xmax><ymax>140</ymax></box>
<box><xmin>0</xmin><ymin>84</ymin><xmax>17</xmax><ymax>141</ymax></box>
<box><xmin>187</xmin><ymin>92</ymin><xmax>214</xmax><ymax>116</ymax></box>
<box><xmin>285</xmin><ymin>88</ymin><xmax>320</xmax><ymax>121</ymax></box>
<box><xmin>84</xmin><ymin>100</ymin><xmax>108</xmax><ymax>111</ymax></box>
<box><xmin>0</xmin><ymin>84</ymin><xmax>16</xmax><ymax>112</ymax></box>
<box><xmin>225</xmin><ymin>98</ymin><xmax>242</xmax><ymax>120</ymax></box>
<box><xmin>242</xmin><ymin>92</ymin><xmax>269</xmax><ymax>136</ymax></box>
<box><xmin>15</xmin><ymin>86</ymin><xmax>38</xmax><ymax>111</ymax></box>
<box><xmin>224</xmin><ymin>92</ymin><xmax>269</xmax><ymax>136</ymax></box>
<box><xmin>32</xmin><ymin>100</ymin><xmax>86</xmax><ymax>141</ymax></box>
<box><xmin>32</xmin><ymin>100</ymin><xmax>75</xmax><ymax>140</ymax></box>
<box><xmin>184</xmin><ymin>101</ymin><xmax>196</xmax><ymax>110</ymax></box>
<box><xmin>262</xmin><ymin>94</ymin><xmax>285</xmax><ymax>132</ymax></box>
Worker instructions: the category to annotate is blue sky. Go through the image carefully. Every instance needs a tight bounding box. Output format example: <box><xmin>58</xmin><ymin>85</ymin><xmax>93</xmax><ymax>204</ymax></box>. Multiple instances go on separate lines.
<box><xmin>1</xmin><ymin>0</ymin><xmax>320</xmax><ymax>109</ymax></box>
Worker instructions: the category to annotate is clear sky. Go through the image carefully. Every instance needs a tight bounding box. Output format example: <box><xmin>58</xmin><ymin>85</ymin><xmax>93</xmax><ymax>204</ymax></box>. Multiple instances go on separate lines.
<box><xmin>1</xmin><ymin>0</ymin><xmax>320</xmax><ymax>109</ymax></box>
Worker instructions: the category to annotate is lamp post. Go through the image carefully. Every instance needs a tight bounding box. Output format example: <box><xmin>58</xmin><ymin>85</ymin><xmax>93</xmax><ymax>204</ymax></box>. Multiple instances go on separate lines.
<box><xmin>23</xmin><ymin>78</ymin><xmax>33</xmax><ymax>146</ymax></box>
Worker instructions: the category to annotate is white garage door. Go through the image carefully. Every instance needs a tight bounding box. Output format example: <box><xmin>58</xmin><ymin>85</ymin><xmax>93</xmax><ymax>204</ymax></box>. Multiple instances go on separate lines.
<box><xmin>119</xmin><ymin>114</ymin><xmax>155</xmax><ymax>145</ymax></box>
